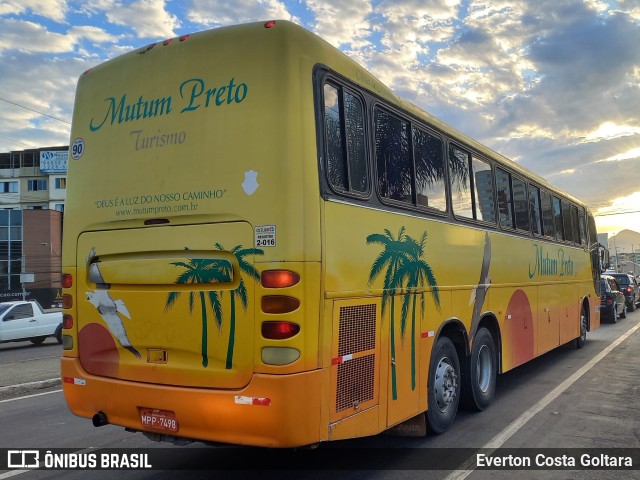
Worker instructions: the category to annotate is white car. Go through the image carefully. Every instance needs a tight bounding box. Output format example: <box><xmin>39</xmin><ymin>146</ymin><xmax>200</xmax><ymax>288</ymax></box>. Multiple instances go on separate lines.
<box><xmin>0</xmin><ymin>301</ymin><xmax>63</xmax><ymax>345</ymax></box>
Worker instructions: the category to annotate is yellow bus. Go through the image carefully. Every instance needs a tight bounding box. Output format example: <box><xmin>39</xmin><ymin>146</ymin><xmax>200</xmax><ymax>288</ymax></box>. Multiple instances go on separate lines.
<box><xmin>61</xmin><ymin>20</ymin><xmax>602</xmax><ymax>447</ymax></box>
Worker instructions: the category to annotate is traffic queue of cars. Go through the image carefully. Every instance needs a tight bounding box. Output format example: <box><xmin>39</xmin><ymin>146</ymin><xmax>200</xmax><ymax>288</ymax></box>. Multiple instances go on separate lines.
<box><xmin>600</xmin><ymin>272</ymin><xmax>640</xmax><ymax>323</ymax></box>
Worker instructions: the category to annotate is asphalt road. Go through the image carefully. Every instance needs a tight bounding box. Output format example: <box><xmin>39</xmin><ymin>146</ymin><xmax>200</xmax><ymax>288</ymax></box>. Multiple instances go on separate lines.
<box><xmin>0</xmin><ymin>309</ymin><xmax>639</xmax><ymax>479</ymax></box>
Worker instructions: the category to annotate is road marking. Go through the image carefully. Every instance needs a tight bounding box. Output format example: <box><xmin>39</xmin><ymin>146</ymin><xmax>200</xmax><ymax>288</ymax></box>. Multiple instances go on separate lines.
<box><xmin>1</xmin><ymin>355</ymin><xmax>61</xmax><ymax>366</ymax></box>
<box><xmin>0</xmin><ymin>389</ymin><xmax>62</xmax><ymax>404</ymax></box>
<box><xmin>0</xmin><ymin>447</ymin><xmax>96</xmax><ymax>479</ymax></box>
<box><xmin>0</xmin><ymin>470</ymin><xmax>29</xmax><ymax>479</ymax></box>
<box><xmin>446</xmin><ymin>319</ymin><xmax>640</xmax><ymax>480</ymax></box>
<box><xmin>0</xmin><ymin>378</ymin><xmax>61</xmax><ymax>396</ymax></box>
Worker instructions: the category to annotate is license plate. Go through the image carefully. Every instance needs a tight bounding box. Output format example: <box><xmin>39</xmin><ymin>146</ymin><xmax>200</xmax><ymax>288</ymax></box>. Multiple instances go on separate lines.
<box><xmin>139</xmin><ymin>407</ymin><xmax>179</xmax><ymax>432</ymax></box>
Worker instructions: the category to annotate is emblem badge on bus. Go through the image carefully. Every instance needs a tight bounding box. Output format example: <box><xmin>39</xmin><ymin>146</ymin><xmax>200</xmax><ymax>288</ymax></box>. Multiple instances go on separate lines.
<box><xmin>242</xmin><ymin>170</ymin><xmax>259</xmax><ymax>195</ymax></box>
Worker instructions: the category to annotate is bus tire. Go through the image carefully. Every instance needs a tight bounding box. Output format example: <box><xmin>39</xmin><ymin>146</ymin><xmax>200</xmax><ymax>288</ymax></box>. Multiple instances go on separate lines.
<box><xmin>575</xmin><ymin>306</ymin><xmax>587</xmax><ymax>349</ymax></box>
<box><xmin>462</xmin><ymin>327</ymin><xmax>496</xmax><ymax>411</ymax></box>
<box><xmin>426</xmin><ymin>336</ymin><xmax>460</xmax><ymax>434</ymax></box>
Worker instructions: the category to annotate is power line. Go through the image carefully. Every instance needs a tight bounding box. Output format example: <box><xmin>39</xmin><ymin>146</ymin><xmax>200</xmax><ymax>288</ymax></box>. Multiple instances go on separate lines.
<box><xmin>0</xmin><ymin>134</ymin><xmax>35</xmax><ymax>148</ymax></box>
<box><xmin>0</xmin><ymin>97</ymin><xmax>71</xmax><ymax>125</ymax></box>
<box><xmin>594</xmin><ymin>210</ymin><xmax>640</xmax><ymax>217</ymax></box>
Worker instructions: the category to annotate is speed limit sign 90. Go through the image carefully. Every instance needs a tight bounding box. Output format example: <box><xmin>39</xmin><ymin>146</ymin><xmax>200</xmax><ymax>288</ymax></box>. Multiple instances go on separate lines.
<box><xmin>71</xmin><ymin>138</ymin><xmax>85</xmax><ymax>160</ymax></box>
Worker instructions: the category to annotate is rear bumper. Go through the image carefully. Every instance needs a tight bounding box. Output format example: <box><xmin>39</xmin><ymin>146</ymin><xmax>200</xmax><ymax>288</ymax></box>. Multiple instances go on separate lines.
<box><xmin>61</xmin><ymin>357</ymin><xmax>323</xmax><ymax>448</ymax></box>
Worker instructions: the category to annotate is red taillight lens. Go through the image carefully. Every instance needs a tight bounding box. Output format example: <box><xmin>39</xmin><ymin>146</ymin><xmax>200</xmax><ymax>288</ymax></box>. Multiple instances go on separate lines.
<box><xmin>264</xmin><ymin>20</ymin><xmax>276</xmax><ymax>28</ymax></box>
<box><xmin>262</xmin><ymin>321</ymin><xmax>300</xmax><ymax>340</ymax></box>
<box><xmin>62</xmin><ymin>274</ymin><xmax>73</xmax><ymax>288</ymax></box>
<box><xmin>261</xmin><ymin>270</ymin><xmax>300</xmax><ymax>288</ymax></box>
<box><xmin>63</xmin><ymin>314</ymin><xmax>74</xmax><ymax>329</ymax></box>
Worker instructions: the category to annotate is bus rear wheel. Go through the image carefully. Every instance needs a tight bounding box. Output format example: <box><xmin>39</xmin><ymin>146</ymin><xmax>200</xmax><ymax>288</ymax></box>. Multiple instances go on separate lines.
<box><xmin>426</xmin><ymin>336</ymin><xmax>460</xmax><ymax>434</ymax></box>
<box><xmin>462</xmin><ymin>327</ymin><xmax>496</xmax><ymax>411</ymax></box>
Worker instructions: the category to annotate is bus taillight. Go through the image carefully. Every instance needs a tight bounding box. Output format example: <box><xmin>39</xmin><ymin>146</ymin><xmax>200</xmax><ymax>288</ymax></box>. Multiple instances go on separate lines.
<box><xmin>262</xmin><ymin>321</ymin><xmax>300</xmax><ymax>340</ymax></box>
<box><xmin>62</xmin><ymin>274</ymin><xmax>73</xmax><ymax>288</ymax></box>
<box><xmin>62</xmin><ymin>294</ymin><xmax>73</xmax><ymax>309</ymax></box>
<box><xmin>261</xmin><ymin>270</ymin><xmax>300</xmax><ymax>288</ymax></box>
<box><xmin>63</xmin><ymin>314</ymin><xmax>74</xmax><ymax>329</ymax></box>
<box><xmin>261</xmin><ymin>296</ymin><xmax>300</xmax><ymax>314</ymax></box>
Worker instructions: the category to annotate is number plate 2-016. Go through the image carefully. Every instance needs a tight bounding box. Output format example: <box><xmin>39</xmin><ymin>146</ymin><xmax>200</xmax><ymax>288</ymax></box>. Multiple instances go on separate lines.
<box><xmin>139</xmin><ymin>407</ymin><xmax>179</xmax><ymax>432</ymax></box>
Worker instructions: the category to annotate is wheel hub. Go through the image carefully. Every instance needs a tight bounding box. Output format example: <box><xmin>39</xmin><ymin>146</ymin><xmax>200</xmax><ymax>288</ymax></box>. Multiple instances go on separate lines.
<box><xmin>476</xmin><ymin>345</ymin><xmax>492</xmax><ymax>393</ymax></box>
<box><xmin>434</xmin><ymin>356</ymin><xmax>457</xmax><ymax>412</ymax></box>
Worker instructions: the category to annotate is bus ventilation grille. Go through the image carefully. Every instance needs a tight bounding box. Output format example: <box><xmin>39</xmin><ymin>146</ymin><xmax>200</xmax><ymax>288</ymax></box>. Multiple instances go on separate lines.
<box><xmin>336</xmin><ymin>304</ymin><xmax>376</xmax><ymax>413</ymax></box>
<box><xmin>338</xmin><ymin>304</ymin><xmax>376</xmax><ymax>356</ymax></box>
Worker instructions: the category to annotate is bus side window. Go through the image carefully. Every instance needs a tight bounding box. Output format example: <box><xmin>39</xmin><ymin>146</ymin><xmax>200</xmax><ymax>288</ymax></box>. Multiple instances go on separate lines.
<box><xmin>413</xmin><ymin>128</ymin><xmax>446</xmax><ymax>212</ymax></box>
<box><xmin>471</xmin><ymin>156</ymin><xmax>495</xmax><ymax>223</ymax></box>
<box><xmin>323</xmin><ymin>83</ymin><xmax>368</xmax><ymax>195</ymax></box>
<box><xmin>540</xmin><ymin>190</ymin><xmax>554</xmax><ymax>238</ymax></box>
<box><xmin>571</xmin><ymin>204</ymin><xmax>580</xmax><ymax>245</ymax></box>
<box><xmin>553</xmin><ymin>196</ymin><xmax>564</xmax><ymax>242</ymax></box>
<box><xmin>496</xmin><ymin>168</ymin><xmax>514</xmax><ymax>228</ymax></box>
<box><xmin>529</xmin><ymin>184</ymin><xmax>543</xmax><ymax>236</ymax></box>
<box><xmin>562</xmin><ymin>200</ymin><xmax>573</xmax><ymax>243</ymax></box>
<box><xmin>448</xmin><ymin>146</ymin><xmax>495</xmax><ymax>223</ymax></box>
<box><xmin>578</xmin><ymin>207</ymin><xmax>587</xmax><ymax>245</ymax></box>
<box><xmin>512</xmin><ymin>177</ymin><xmax>530</xmax><ymax>232</ymax></box>
<box><xmin>375</xmin><ymin>108</ymin><xmax>412</xmax><ymax>203</ymax></box>
<box><xmin>448</xmin><ymin>145</ymin><xmax>473</xmax><ymax>219</ymax></box>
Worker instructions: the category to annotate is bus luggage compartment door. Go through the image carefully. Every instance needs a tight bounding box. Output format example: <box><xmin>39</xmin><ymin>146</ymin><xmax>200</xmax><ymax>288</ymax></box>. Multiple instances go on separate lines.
<box><xmin>75</xmin><ymin>221</ymin><xmax>256</xmax><ymax>389</ymax></box>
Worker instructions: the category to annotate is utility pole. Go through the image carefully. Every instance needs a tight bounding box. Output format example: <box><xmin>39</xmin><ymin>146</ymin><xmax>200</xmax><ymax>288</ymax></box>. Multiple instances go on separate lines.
<box><xmin>612</xmin><ymin>233</ymin><xmax>619</xmax><ymax>272</ymax></box>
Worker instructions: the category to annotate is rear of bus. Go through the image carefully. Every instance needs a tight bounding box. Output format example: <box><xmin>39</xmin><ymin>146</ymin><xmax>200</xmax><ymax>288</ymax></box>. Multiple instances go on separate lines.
<box><xmin>61</xmin><ymin>21</ymin><xmax>324</xmax><ymax>447</ymax></box>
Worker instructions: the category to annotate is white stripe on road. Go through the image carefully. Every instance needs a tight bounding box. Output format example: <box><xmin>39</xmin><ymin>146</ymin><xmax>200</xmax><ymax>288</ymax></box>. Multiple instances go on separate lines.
<box><xmin>0</xmin><ymin>447</ymin><xmax>96</xmax><ymax>479</ymax></box>
<box><xmin>0</xmin><ymin>470</ymin><xmax>30</xmax><ymax>479</ymax></box>
<box><xmin>0</xmin><ymin>389</ymin><xmax>62</xmax><ymax>404</ymax></box>
<box><xmin>446</xmin><ymin>319</ymin><xmax>640</xmax><ymax>480</ymax></box>
<box><xmin>0</xmin><ymin>378</ymin><xmax>61</xmax><ymax>396</ymax></box>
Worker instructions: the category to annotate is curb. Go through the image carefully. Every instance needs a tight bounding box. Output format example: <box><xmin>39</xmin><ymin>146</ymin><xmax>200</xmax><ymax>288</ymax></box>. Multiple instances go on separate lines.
<box><xmin>0</xmin><ymin>378</ymin><xmax>62</xmax><ymax>399</ymax></box>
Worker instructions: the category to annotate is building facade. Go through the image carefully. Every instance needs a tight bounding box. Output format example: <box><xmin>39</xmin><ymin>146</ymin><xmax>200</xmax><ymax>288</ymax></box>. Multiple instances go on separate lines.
<box><xmin>0</xmin><ymin>146</ymin><xmax>67</xmax><ymax>307</ymax></box>
<box><xmin>0</xmin><ymin>146</ymin><xmax>68</xmax><ymax>212</ymax></box>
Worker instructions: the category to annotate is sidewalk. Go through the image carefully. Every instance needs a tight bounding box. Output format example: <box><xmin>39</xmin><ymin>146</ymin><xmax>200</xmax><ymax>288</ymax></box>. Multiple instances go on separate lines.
<box><xmin>0</xmin><ymin>341</ymin><xmax>62</xmax><ymax>399</ymax></box>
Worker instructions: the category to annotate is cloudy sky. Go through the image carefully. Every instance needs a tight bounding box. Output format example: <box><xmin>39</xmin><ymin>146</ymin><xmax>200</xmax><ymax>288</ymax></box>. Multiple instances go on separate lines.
<box><xmin>1</xmin><ymin>0</ymin><xmax>639</xmax><ymax>235</ymax></box>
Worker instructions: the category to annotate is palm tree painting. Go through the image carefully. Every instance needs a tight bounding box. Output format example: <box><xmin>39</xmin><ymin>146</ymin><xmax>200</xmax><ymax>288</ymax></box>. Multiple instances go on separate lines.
<box><xmin>165</xmin><ymin>254</ymin><xmax>229</xmax><ymax>367</ymax></box>
<box><xmin>366</xmin><ymin>227</ymin><xmax>409</xmax><ymax>400</ymax></box>
<box><xmin>166</xmin><ymin>244</ymin><xmax>263</xmax><ymax>370</ymax></box>
<box><xmin>396</xmin><ymin>232</ymin><xmax>440</xmax><ymax>390</ymax></box>
<box><xmin>367</xmin><ymin>227</ymin><xmax>439</xmax><ymax>399</ymax></box>
<box><xmin>214</xmin><ymin>243</ymin><xmax>263</xmax><ymax>370</ymax></box>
